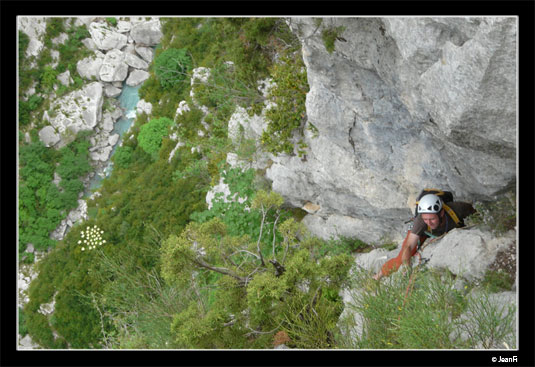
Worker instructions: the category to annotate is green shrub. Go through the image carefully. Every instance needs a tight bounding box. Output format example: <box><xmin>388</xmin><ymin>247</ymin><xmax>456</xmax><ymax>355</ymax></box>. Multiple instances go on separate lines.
<box><xmin>154</xmin><ymin>48</ymin><xmax>192</xmax><ymax>91</ymax></box>
<box><xmin>321</xmin><ymin>25</ymin><xmax>346</xmax><ymax>54</ymax></box>
<box><xmin>19</xmin><ymin>308</ymin><xmax>29</xmax><ymax>337</ymax></box>
<box><xmin>46</xmin><ymin>18</ymin><xmax>65</xmax><ymax>38</ymax></box>
<box><xmin>19</xmin><ymin>30</ymin><xmax>30</xmax><ymax>62</ymax></box>
<box><xmin>40</xmin><ymin>66</ymin><xmax>58</xmax><ymax>91</ymax></box>
<box><xmin>262</xmin><ymin>52</ymin><xmax>309</xmax><ymax>156</ymax></box>
<box><xmin>481</xmin><ymin>269</ymin><xmax>515</xmax><ymax>293</ymax></box>
<box><xmin>106</xmin><ymin>17</ymin><xmax>118</xmax><ymax>26</ymax></box>
<box><xmin>337</xmin><ymin>267</ymin><xmax>516</xmax><ymax>349</ymax></box>
<box><xmin>465</xmin><ymin>190</ymin><xmax>516</xmax><ymax>235</ymax></box>
<box><xmin>113</xmin><ymin>145</ymin><xmax>134</xmax><ymax>169</ymax></box>
<box><xmin>137</xmin><ymin>117</ymin><xmax>174</xmax><ymax>156</ymax></box>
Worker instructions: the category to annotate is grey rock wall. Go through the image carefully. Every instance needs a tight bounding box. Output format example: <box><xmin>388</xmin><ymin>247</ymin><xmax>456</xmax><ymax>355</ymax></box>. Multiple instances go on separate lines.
<box><xmin>267</xmin><ymin>17</ymin><xmax>516</xmax><ymax>244</ymax></box>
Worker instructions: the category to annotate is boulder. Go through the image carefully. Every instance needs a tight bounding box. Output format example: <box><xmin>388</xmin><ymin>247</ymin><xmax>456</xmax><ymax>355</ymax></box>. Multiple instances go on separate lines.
<box><xmin>124</xmin><ymin>53</ymin><xmax>149</xmax><ymax>69</ymax></box>
<box><xmin>51</xmin><ymin>32</ymin><xmax>69</xmax><ymax>46</ymax></box>
<box><xmin>90</xmin><ymin>146</ymin><xmax>113</xmax><ymax>162</ymax></box>
<box><xmin>130</xmin><ymin>20</ymin><xmax>163</xmax><ymax>46</ymax></box>
<box><xmin>38</xmin><ymin>126</ymin><xmax>61</xmax><ymax>147</ymax></box>
<box><xmin>19</xmin><ymin>335</ymin><xmax>40</xmax><ymax>349</ymax></box>
<box><xmin>49</xmin><ymin>49</ymin><xmax>60</xmax><ymax>69</ymax></box>
<box><xmin>136</xmin><ymin>99</ymin><xmax>152</xmax><ymax>115</ymax></box>
<box><xmin>88</xmin><ymin>21</ymin><xmax>128</xmax><ymax>51</ymax></box>
<box><xmin>76</xmin><ymin>52</ymin><xmax>105</xmax><ymax>80</ymax></box>
<box><xmin>74</xmin><ymin>17</ymin><xmax>98</xmax><ymax>27</ymax></box>
<box><xmin>125</xmin><ymin>69</ymin><xmax>150</xmax><ymax>86</ymax></box>
<box><xmin>82</xmin><ymin>37</ymin><xmax>98</xmax><ymax>51</ymax></box>
<box><xmin>47</xmin><ymin>82</ymin><xmax>103</xmax><ymax>140</ymax></box>
<box><xmin>108</xmin><ymin>133</ymin><xmax>120</xmax><ymax>146</ymax></box>
<box><xmin>99</xmin><ymin>49</ymin><xmax>129</xmax><ymax>82</ymax></box>
<box><xmin>267</xmin><ymin>17</ymin><xmax>517</xmax><ymax>243</ymax></box>
<box><xmin>135</xmin><ymin>45</ymin><xmax>155</xmax><ymax>63</ymax></box>
<box><xmin>57</xmin><ymin>70</ymin><xmax>73</xmax><ymax>86</ymax></box>
<box><xmin>423</xmin><ymin>227</ymin><xmax>515</xmax><ymax>282</ymax></box>
<box><xmin>18</xmin><ymin>17</ymin><xmax>47</xmax><ymax>58</ymax></box>
<box><xmin>104</xmin><ymin>84</ymin><xmax>122</xmax><ymax>98</ymax></box>
<box><xmin>116</xmin><ymin>20</ymin><xmax>132</xmax><ymax>33</ymax></box>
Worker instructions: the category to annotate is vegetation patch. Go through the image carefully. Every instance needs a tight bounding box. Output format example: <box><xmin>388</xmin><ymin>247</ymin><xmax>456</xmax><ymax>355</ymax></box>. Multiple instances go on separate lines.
<box><xmin>465</xmin><ymin>189</ymin><xmax>516</xmax><ymax>235</ymax></box>
<box><xmin>321</xmin><ymin>25</ymin><xmax>346</xmax><ymax>54</ymax></box>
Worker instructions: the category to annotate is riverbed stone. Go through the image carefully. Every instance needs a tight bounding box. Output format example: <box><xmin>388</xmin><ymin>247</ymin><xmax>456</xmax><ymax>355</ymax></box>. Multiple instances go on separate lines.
<box><xmin>116</xmin><ymin>20</ymin><xmax>132</xmax><ymax>33</ymax></box>
<box><xmin>76</xmin><ymin>51</ymin><xmax>105</xmax><ymax>80</ymax></box>
<box><xmin>125</xmin><ymin>52</ymin><xmax>149</xmax><ymax>69</ymax></box>
<box><xmin>99</xmin><ymin>49</ymin><xmax>129</xmax><ymax>82</ymax></box>
<box><xmin>88</xmin><ymin>21</ymin><xmax>128</xmax><ymax>51</ymax></box>
<box><xmin>90</xmin><ymin>146</ymin><xmax>113</xmax><ymax>162</ymax></box>
<box><xmin>130</xmin><ymin>19</ymin><xmax>163</xmax><ymax>46</ymax></box>
<box><xmin>108</xmin><ymin>133</ymin><xmax>120</xmax><ymax>146</ymax></box>
<box><xmin>104</xmin><ymin>84</ymin><xmax>122</xmax><ymax>98</ymax></box>
<box><xmin>135</xmin><ymin>45</ymin><xmax>154</xmax><ymax>63</ymax></box>
<box><xmin>126</xmin><ymin>69</ymin><xmax>150</xmax><ymax>86</ymax></box>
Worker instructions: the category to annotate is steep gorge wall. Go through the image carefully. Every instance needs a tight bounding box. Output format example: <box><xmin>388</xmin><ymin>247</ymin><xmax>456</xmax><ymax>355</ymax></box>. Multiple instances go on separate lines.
<box><xmin>266</xmin><ymin>17</ymin><xmax>516</xmax><ymax>244</ymax></box>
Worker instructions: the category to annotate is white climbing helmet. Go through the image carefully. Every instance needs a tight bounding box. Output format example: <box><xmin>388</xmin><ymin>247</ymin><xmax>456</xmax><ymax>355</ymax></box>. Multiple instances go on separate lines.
<box><xmin>418</xmin><ymin>194</ymin><xmax>443</xmax><ymax>214</ymax></box>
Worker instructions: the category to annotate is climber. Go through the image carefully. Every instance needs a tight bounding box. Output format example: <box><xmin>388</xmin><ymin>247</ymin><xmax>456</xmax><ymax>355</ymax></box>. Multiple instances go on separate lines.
<box><xmin>372</xmin><ymin>193</ymin><xmax>475</xmax><ymax>281</ymax></box>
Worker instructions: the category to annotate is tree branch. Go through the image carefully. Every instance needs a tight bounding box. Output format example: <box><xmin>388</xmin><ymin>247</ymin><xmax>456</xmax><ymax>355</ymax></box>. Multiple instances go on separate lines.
<box><xmin>192</xmin><ymin>256</ymin><xmax>247</xmax><ymax>285</ymax></box>
<box><xmin>256</xmin><ymin>204</ymin><xmax>266</xmax><ymax>266</ymax></box>
<box><xmin>272</xmin><ymin>211</ymin><xmax>281</xmax><ymax>259</ymax></box>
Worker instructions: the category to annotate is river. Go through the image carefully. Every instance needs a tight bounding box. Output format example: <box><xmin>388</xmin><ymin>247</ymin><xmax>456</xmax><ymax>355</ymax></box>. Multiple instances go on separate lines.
<box><xmin>86</xmin><ymin>83</ymin><xmax>141</xmax><ymax>193</ymax></box>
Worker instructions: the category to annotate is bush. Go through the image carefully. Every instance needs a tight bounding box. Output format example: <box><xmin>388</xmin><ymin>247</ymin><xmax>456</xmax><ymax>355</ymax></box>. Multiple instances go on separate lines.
<box><xmin>137</xmin><ymin>117</ymin><xmax>174</xmax><ymax>156</ymax></box>
<box><xmin>40</xmin><ymin>66</ymin><xmax>58</xmax><ymax>91</ymax></box>
<box><xmin>154</xmin><ymin>48</ymin><xmax>192</xmax><ymax>91</ymax></box>
<box><xmin>262</xmin><ymin>52</ymin><xmax>309</xmax><ymax>156</ymax></box>
<box><xmin>321</xmin><ymin>25</ymin><xmax>346</xmax><ymax>54</ymax></box>
<box><xmin>106</xmin><ymin>17</ymin><xmax>117</xmax><ymax>26</ymax></box>
<box><xmin>113</xmin><ymin>145</ymin><xmax>134</xmax><ymax>169</ymax></box>
<box><xmin>338</xmin><ymin>267</ymin><xmax>516</xmax><ymax>349</ymax></box>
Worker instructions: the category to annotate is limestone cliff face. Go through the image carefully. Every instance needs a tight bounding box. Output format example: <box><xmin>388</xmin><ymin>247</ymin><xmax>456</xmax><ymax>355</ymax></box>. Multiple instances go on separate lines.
<box><xmin>266</xmin><ymin>17</ymin><xmax>516</xmax><ymax>244</ymax></box>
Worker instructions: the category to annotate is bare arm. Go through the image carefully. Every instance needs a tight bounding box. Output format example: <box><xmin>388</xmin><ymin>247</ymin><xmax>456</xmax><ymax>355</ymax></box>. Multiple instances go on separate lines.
<box><xmin>400</xmin><ymin>232</ymin><xmax>420</xmax><ymax>265</ymax></box>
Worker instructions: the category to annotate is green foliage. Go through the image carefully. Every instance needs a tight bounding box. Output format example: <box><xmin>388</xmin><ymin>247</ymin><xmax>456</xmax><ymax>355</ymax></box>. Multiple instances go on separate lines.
<box><xmin>106</xmin><ymin>17</ymin><xmax>118</xmax><ymax>26</ymax></box>
<box><xmin>162</xmin><ymin>189</ymin><xmax>353</xmax><ymax>348</ymax></box>
<box><xmin>19</xmin><ymin>30</ymin><xmax>30</xmax><ymax>62</ymax></box>
<box><xmin>465</xmin><ymin>190</ymin><xmax>516</xmax><ymax>235</ymax></box>
<box><xmin>19</xmin><ymin>95</ymin><xmax>44</xmax><ymax>126</ymax></box>
<box><xmin>137</xmin><ymin>117</ymin><xmax>174</xmax><ymax>156</ymax></box>
<box><xmin>40</xmin><ymin>66</ymin><xmax>58</xmax><ymax>91</ymax></box>
<box><xmin>190</xmin><ymin>166</ymin><xmax>281</xmax><ymax>244</ymax></box>
<box><xmin>45</xmin><ymin>18</ymin><xmax>65</xmax><ymax>41</ymax></box>
<box><xmin>154</xmin><ymin>48</ymin><xmax>192</xmax><ymax>91</ymax></box>
<box><xmin>262</xmin><ymin>52</ymin><xmax>309</xmax><ymax>156</ymax></box>
<box><xmin>19</xmin><ymin>308</ymin><xmax>29</xmax><ymax>337</ymax></box>
<box><xmin>457</xmin><ymin>291</ymin><xmax>516</xmax><ymax>349</ymax></box>
<box><xmin>338</xmin><ymin>267</ymin><xmax>515</xmax><ymax>349</ymax></box>
<box><xmin>281</xmin><ymin>293</ymin><xmax>340</xmax><ymax>348</ymax></box>
<box><xmin>481</xmin><ymin>269</ymin><xmax>515</xmax><ymax>293</ymax></box>
<box><xmin>19</xmin><ymin>133</ymin><xmax>91</xmax><ymax>255</ymax></box>
<box><xmin>321</xmin><ymin>25</ymin><xmax>346</xmax><ymax>54</ymax></box>
<box><xmin>316</xmin><ymin>236</ymin><xmax>371</xmax><ymax>257</ymax></box>
<box><xmin>113</xmin><ymin>145</ymin><xmax>134</xmax><ymax>169</ymax></box>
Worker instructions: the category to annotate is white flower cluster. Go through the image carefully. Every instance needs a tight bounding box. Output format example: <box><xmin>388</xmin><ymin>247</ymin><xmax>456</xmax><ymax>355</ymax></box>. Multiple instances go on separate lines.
<box><xmin>78</xmin><ymin>225</ymin><xmax>106</xmax><ymax>251</ymax></box>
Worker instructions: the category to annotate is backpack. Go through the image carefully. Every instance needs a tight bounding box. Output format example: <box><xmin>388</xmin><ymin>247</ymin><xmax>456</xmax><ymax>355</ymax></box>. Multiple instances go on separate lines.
<box><xmin>413</xmin><ymin>188</ymin><xmax>461</xmax><ymax>226</ymax></box>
